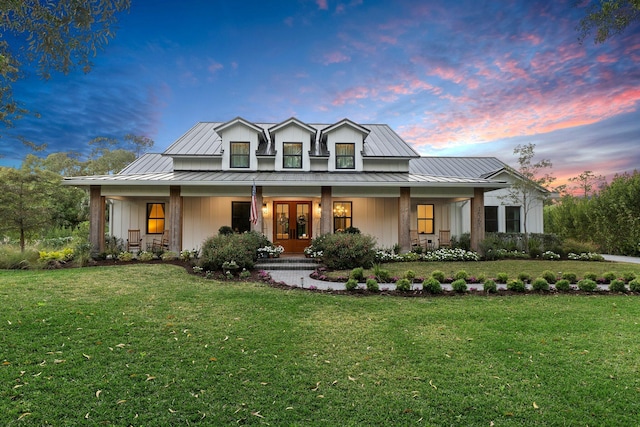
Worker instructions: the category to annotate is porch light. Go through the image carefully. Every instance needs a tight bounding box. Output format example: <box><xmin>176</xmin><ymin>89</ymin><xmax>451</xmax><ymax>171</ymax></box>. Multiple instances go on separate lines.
<box><xmin>262</xmin><ymin>203</ymin><xmax>267</xmax><ymax>214</ymax></box>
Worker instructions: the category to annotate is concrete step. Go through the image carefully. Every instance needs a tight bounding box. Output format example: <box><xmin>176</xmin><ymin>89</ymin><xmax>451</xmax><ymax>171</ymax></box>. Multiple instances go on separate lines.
<box><xmin>255</xmin><ymin>256</ymin><xmax>321</xmax><ymax>271</ymax></box>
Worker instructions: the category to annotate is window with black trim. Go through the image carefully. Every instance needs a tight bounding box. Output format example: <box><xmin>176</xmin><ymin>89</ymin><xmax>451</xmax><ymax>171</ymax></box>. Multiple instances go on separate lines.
<box><xmin>333</xmin><ymin>201</ymin><xmax>352</xmax><ymax>232</ymax></box>
<box><xmin>230</xmin><ymin>142</ymin><xmax>250</xmax><ymax>168</ymax></box>
<box><xmin>232</xmin><ymin>202</ymin><xmax>251</xmax><ymax>233</ymax></box>
<box><xmin>283</xmin><ymin>142</ymin><xmax>302</xmax><ymax>168</ymax></box>
<box><xmin>417</xmin><ymin>204</ymin><xmax>434</xmax><ymax>234</ymax></box>
<box><xmin>505</xmin><ymin>206</ymin><xmax>521</xmax><ymax>233</ymax></box>
<box><xmin>335</xmin><ymin>143</ymin><xmax>355</xmax><ymax>169</ymax></box>
<box><xmin>485</xmin><ymin>206</ymin><xmax>498</xmax><ymax>233</ymax></box>
<box><xmin>147</xmin><ymin>203</ymin><xmax>165</xmax><ymax>234</ymax></box>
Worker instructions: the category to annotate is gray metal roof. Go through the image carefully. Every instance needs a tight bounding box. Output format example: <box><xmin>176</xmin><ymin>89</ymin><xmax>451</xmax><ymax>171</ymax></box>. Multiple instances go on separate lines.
<box><xmin>409</xmin><ymin>157</ymin><xmax>506</xmax><ymax>178</ymax></box>
<box><xmin>120</xmin><ymin>153</ymin><xmax>173</xmax><ymax>174</ymax></box>
<box><xmin>162</xmin><ymin>121</ymin><xmax>419</xmax><ymax>159</ymax></box>
<box><xmin>64</xmin><ymin>170</ymin><xmax>507</xmax><ymax>189</ymax></box>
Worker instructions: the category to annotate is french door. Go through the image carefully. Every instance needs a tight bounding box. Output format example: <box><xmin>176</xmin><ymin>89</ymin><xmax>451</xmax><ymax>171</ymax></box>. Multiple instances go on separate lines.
<box><xmin>273</xmin><ymin>201</ymin><xmax>312</xmax><ymax>253</ymax></box>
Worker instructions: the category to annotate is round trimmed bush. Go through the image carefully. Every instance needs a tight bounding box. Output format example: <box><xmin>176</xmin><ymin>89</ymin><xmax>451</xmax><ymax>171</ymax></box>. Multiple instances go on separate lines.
<box><xmin>517</xmin><ymin>272</ymin><xmax>531</xmax><ymax>283</ymax></box>
<box><xmin>578</xmin><ymin>278</ymin><xmax>598</xmax><ymax>292</ymax></box>
<box><xmin>531</xmin><ymin>277</ymin><xmax>549</xmax><ymax>291</ymax></box>
<box><xmin>431</xmin><ymin>270</ymin><xmax>446</xmax><ymax>283</ymax></box>
<box><xmin>451</xmin><ymin>279</ymin><xmax>467</xmax><ymax>293</ymax></box>
<box><xmin>583</xmin><ymin>272</ymin><xmax>598</xmax><ymax>281</ymax></box>
<box><xmin>554</xmin><ymin>279</ymin><xmax>571</xmax><ymax>291</ymax></box>
<box><xmin>422</xmin><ymin>277</ymin><xmax>442</xmax><ymax>294</ymax></box>
<box><xmin>405</xmin><ymin>270</ymin><xmax>416</xmax><ymax>281</ymax></box>
<box><xmin>622</xmin><ymin>271</ymin><xmax>636</xmax><ymax>283</ymax></box>
<box><xmin>483</xmin><ymin>279</ymin><xmax>497</xmax><ymax>293</ymax></box>
<box><xmin>312</xmin><ymin>232</ymin><xmax>377</xmax><ymax>269</ymax></box>
<box><xmin>350</xmin><ymin>267</ymin><xmax>365</xmax><ymax>281</ymax></box>
<box><xmin>602</xmin><ymin>271</ymin><xmax>617</xmax><ymax>283</ymax></box>
<box><xmin>395</xmin><ymin>278</ymin><xmax>411</xmax><ymax>292</ymax></box>
<box><xmin>496</xmin><ymin>272</ymin><xmax>509</xmax><ymax>283</ymax></box>
<box><xmin>454</xmin><ymin>270</ymin><xmax>469</xmax><ymax>281</ymax></box>
<box><xmin>507</xmin><ymin>279</ymin><xmax>526</xmax><ymax>292</ymax></box>
<box><xmin>629</xmin><ymin>279</ymin><xmax>640</xmax><ymax>292</ymax></box>
<box><xmin>542</xmin><ymin>270</ymin><xmax>557</xmax><ymax>284</ymax></box>
<box><xmin>366</xmin><ymin>278</ymin><xmax>379</xmax><ymax>292</ymax></box>
<box><xmin>609</xmin><ymin>279</ymin><xmax>627</xmax><ymax>293</ymax></box>
<box><xmin>561</xmin><ymin>272</ymin><xmax>577</xmax><ymax>283</ymax></box>
<box><xmin>345</xmin><ymin>278</ymin><xmax>358</xmax><ymax>291</ymax></box>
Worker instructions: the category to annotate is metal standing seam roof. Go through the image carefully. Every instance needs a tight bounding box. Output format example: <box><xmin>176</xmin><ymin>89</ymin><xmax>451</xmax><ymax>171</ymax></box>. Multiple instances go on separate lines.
<box><xmin>409</xmin><ymin>157</ymin><xmax>507</xmax><ymax>178</ymax></box>
<box><xmin>162</xmin><ymin>121</ymin><xmax>420</xmax><ymax>159</ymax></box>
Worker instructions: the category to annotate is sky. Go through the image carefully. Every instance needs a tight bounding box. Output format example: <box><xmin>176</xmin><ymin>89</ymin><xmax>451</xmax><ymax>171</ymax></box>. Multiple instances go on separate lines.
<box><xmin>1</xmin><ymin>0</ymin><xmax>639</xmax><ymax>189</ymax></box>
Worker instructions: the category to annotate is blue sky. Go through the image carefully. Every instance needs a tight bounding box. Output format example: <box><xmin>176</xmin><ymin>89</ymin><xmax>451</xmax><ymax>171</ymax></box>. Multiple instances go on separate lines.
<box><xmin>2</xmin><ymin>0</ymin><xmax>639</xmax><ymax>187</ymax></box>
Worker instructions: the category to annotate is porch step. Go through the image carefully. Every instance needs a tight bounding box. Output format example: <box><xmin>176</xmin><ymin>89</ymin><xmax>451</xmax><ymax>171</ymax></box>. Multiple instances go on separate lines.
<box><xmin>255</xmin><ymin>256</ymin><xmax>321</xmax><ymax>271</ymax></box>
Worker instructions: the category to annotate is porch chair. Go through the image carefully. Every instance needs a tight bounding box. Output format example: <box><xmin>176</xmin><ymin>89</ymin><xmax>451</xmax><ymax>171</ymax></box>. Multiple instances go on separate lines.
<box><xmin>438</xmin><ymin>229</ymin><xmax>452</xmax><ymax>248</ymax></box>
<box><xmin>127</xmin><ymin>229</ymin><xmax>143</xmax><ymax>252</ymax></box>
<box><xmin>152</xmin><ymin>230</ymin><xmax>170</xmax><ymax>251</ymax></box>
<box><xmin>410</xmin><ymin>230</ymin><xmax>421</xmax><ymax>250</ymax></box>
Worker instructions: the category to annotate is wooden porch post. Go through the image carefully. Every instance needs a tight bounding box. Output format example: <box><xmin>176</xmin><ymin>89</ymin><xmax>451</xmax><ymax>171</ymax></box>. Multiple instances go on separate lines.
<box><xmin>169</xmin><ymin>186</ymin><xmax>183</xmax><ymax>253</ymax></box>
<box><xmin>470</xmin><ymin>187</ymin><xmax>485</xmax><ymax>252</ymax></box>
<box><xmin>398</xmin><ymin>187</ymin><xmax>411</xmax><ymax>253</ymax></box>
<box><xmin>320</xmin><ymin>186</ymin><xmax>332</xmax><ymax>235</ymax></box>
<box><xmin>252</xmin><ymin>185</ymin><xmax>263</xmax><ymax>234</ymax></box>
<box><xmin>89</xmin><ymin>185</ymin><xmax>105</xmax><ymax>256</ymax></box>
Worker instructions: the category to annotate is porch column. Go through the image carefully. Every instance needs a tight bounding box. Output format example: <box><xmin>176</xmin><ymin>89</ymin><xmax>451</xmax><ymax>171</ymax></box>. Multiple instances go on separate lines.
<box><xmin>89</xmin><ymin>185</ymin><xmax>105</xmax><ymax>256</ymax></box>
<box><xmin>320</xmin><ymin>186</ymin><xmax>332</xmax><ymax>235</ymax></box>
<box><xmin>169</xmin><ymin>186</ymin><xmax>183</xmax><ymax>253</ymax></box>
<box><xmin>470</xmin><ymin>187</ymin><xmax>485</xmax><ymax>252</ymax></box>
<box><xmin>398</xmin><ymin>187</ymin><xmax>411</xmax><ymax>253</ymax></box>
<box><xmin>252</xmin><ymin>185</ymin><xmax>263</xmax><ymax>234</ymax></box>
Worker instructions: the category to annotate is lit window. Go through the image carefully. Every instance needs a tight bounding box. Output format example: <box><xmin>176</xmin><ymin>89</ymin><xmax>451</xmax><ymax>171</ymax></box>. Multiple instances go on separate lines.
<box><xmin>505</xmin><ymin>206</ymin><xmax>521</xmax><ymax>233</ymax></box>
<box><xmin>417</xmin><ymin>204</ymin><xmax>434</xmax><ymax>234</ymax></box>
<box><xmin>335</xmin><ymin>143</ymin><xmax>355</xmax><ymax>169</ymax></box>
<box><xmin>283</xmin><ymin>142</ymin><xmax>302</xmax><ymax>168</ymax></box>
<box><xmin>147</xmin><ymin>203</ymin><xmax>165</xmax><ymax>234</ymax></box>
<box><xmin>230</xmin><ymin>142</ymin><xmax>250</xmax><ymax>168</ymax></box>
<box><xmin>333</xmin><ymin>201</ymin><xmax>352</xmax><ymax>232</ymax></box>
<box><xmin>485</xmin><ymin>206</ymin><xmax>498</xmax><ymax>233</ymax></box>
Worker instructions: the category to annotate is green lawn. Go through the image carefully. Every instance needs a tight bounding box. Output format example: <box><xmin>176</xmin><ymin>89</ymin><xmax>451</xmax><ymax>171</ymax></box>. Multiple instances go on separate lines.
<box><xmin>1</xmin><ymin>264</ymin><xmax>639</xmax><ymax>426</ymax></box>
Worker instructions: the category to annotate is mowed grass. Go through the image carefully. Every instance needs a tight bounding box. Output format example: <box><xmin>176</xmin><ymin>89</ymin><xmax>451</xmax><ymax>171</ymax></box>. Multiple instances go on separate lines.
<box><xmin>1</xmin><ymin>265</ymin><xmax>640</xmax><ymax>426</ymax></box>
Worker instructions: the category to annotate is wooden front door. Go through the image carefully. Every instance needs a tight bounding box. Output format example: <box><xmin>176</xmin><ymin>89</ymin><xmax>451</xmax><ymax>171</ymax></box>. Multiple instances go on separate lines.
<box><xmin>273</xmin><ymin>201</ymin><xmax>312</xmax><ymax>253</ymax></box>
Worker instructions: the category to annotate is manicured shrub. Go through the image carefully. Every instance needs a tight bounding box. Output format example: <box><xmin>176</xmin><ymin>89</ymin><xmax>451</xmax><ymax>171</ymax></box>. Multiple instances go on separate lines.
<box><xmin>483</xmin><ymin>279</ymin><xmax>497</xmax><ymax>294</ymax></box>
<box><xmin>507</xmin><ymin>279</ymin><xmax>526</xmax><ymax>292</ymax></box>
<box><xmin>395</xmin><ymin>278</ymin><xmax>411</xmax><ymax>292</ymax></box>
<box><xmin>431</xmin><ymin>270</ymin><xmax>446</xmax><ymax>283</ymax></box>
<box><xmin>422</xmin><ymin>277</ymin><xmax>443</xmax><ymax>294</ymax></box>
<box><xmin>629</xmin><ymin>279</ymin><xmax>640</xmax><ymax>292</ymax></box>
<box><xmin>373</xmin><ymin>264</ymin><xmax>392</xmax><ymax>283</ymax></box>
<box><xmin>350</xmin><ymin>267</ymin><xmax>365</xmax><ymax>281</ymax></box>
<box><xmin>117</xmin><ymin>251</ymin><xmax>133</xmax><ymax>261</ymax></box>
<box><xmin>345</xmin><ymin>278</ymin><xmax>359</xmax><ymax>291</ymax></box>
<box><xmin>531</xmin><ymin>277</ymin><xmax>549</xmax><ymax>291</ymax></box>
<box><xmin>542</xmin><ymin>270</ymin><xmax>557</xmax><ymax>284</ymax></box>
<box><xmin>496</xmin><ymin>272</ymin><xmax>509</xmax><ymax>283</ymax></box>
<box><xmin>404</xmin><ymin>270</ymin><xmax>416</xmax><ymax>281</ymax></box>
<box><xmin>609</xmin><ymin>279</ymin><xmax>627</xmax><ymax>293</ymax></box>
<box><xmin>454</xmin><ymin>270</ymin><xmax>469</xmax><ymax>281</ymax></box>
<box><xmin>622</xmin><ymin>271</ymin><xmax>637</xmax><ymax>283</ymax></box>
<box><xmin>554</xmin><ymin>279</ymin><xmax>571</xmax><ymax>291</ymax></box>
<box><xmin>137</xmin><ymin>251</ymin><xmax>154</xmax><ymax>261</ymax></box>
<box><xmin>366</xmin><ymin>278</ymin><xmax>379</xmax><ymax>292</ymax></box>
<box><xmin>561</xmin><ymin>272</ymin><xmax>577</xmax><ymax>283</ymax></box>
<box><xmin>578</xmin><ymin>278</ymin><xmax>598</xmax><ymax>292</ymax></box>
<box><xmin>161</xmin><ymin>251</ymin><xmax>178</xmax><ymax>261</ymax></box>
<box><xmin>313</xmin><ymin>233</ymin><xmax>376</xmax><ymax>269</ymax></box>
<box><xmin>517</xmin><ymin>272</ymin><xmax>531</xmax><ymax>283</ymax></box>
<box><xmin>602</xmin><ymin>271</ymin><xmax>617</xmax><ymax>283</ymax></box>
<box><xmin>200</xmin><ymin>232</ymin><xmax>267</xmax><ymax>271</ymax></box>
<box><xmin>451</xmin><ymin>279</ymin><xmax>467</xmax><ymax>293</ymax></box>
<box><xmin>583</xmin><ymin>272</ymin><xmax>598</xmax><ymax>281</ymax></box>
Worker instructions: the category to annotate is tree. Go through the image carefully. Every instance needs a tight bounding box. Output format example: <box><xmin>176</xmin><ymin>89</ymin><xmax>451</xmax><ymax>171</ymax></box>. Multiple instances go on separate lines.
<box><xmin>0</xmin><ymin>166</ymin><xmax>60</xmax><ymax>251</ymax></box>
<box><xmin>578</xmin><ymin>0</ymin><xmax>640</xmax><ymax>44</ymax></box>
<box><xmin>568</xmin><ymin>170</ymin><xmax>606</xmax><ymax>197</ymax></box>
<box><xmin>0</xmin><ymin>0</ymin><xmax>130</xmax><ymax>126</ymax></box>
<box><xmin>500</xmin><ymin>143</ymin><xmax>555</xmax><ymax>250</ymax></box>
<box><xmin>124</xmin><ymin>134</ymin><xmax>155</xmax><ymax>157</ymax></box>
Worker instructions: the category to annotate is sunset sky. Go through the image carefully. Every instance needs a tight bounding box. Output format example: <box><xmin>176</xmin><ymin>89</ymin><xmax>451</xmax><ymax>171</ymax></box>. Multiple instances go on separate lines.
<box><xmin>1</xmin><ymin>0</ymin><xmax>639</xmax><ymax>188</ymax></box>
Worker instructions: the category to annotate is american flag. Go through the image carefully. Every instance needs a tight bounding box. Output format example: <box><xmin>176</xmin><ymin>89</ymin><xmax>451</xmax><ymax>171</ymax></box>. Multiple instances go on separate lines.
<box><xmin>250</xmin><ymin>181</ymin><xmax>258</xmax><ymax>225</ymax></box>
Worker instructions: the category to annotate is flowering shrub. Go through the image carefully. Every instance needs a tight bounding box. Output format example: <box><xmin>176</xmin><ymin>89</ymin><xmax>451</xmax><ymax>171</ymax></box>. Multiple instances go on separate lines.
<box><xmin>137</xmin><ymin>250</ymin><xmax>154</xmax><ymax>261</ymax></box>
<box><xmin>568</xmin><ymin>252</ymin><xmax>604</xmax><ymax>261</ymax></box>
<box><xmin>542</xmin><ymin>251</ymin><xmax>561</xmax><ymax>260</ymax></box>
<box><xmin>117</xmin><ymin>251</ymin><xmax>133</xmax><ymax>261</ymax></box>
<box><xmin>374</xmin><ymin>248</ymin><xmax>479</xmax><ymax>263</ymax></box>
<box><xmin>257</xmin><ymin>245</ymin><xmax>284</xmax><ymax>257</ymax></box>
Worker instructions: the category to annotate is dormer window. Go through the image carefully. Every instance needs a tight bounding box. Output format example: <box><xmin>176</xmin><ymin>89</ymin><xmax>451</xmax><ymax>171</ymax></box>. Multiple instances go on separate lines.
<box><xmin>335</xmin><ymin>143</ymin><xmax>355</xmax><ymax>169</ymax></box>
<box><xmin>283</xmin><ymin>142</ymin><xmax>303</xmax><ymax>168</ymax></box>
<box><xmin>230</xmin><ymin>142</ymin><xmax>250</xmax><ymax>168</ymax></box>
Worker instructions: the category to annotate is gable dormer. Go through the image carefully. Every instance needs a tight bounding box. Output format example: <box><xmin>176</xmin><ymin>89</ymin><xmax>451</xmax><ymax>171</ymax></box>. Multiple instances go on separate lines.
<box><xmin>215</xmin><ymin>117</ymin><xmax>266</xmax><ymax>171</ymax></box>
<box><xmin>320</xmin><ymin>119</ymin><xmax>370</xmax><ymax>172</ymax></box>
<box><xmin>268</xmin><ymin>118</ymin><xmax>316</xmax><ymax>172</ymax></box>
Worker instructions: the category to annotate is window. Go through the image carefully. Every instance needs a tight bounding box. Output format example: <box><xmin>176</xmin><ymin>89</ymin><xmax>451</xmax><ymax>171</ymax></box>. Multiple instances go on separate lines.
<box><xmin>283</xmin><ymin>142</ymin><xmax>302</xmax><ymax>168</ymax></box>
<box><xmin>485</xmin><ymin>206</ymin><xmax>499</xmax><ymax>233</ymax></box>
<box><xmin>147</xmin><ymin>203</ymin><xmax>165</xmax><ymax>234</ymax></box>
<box><xmin>232</xmin><ymin>202</ymin><xmax>251</xmax><ymax>233</ymax></box>
<box><xmin>505</xmin><ymin>206</ymin><xmax>521</xmax><ymax>233</ymax></box>
<box><xmin>333</xmin><ymin>201</ymin><xmax>352</xmax><ymax>232</ymax></box>
<box><xmin>417</xmin><ymin>204</ymin><xmax>434</xmax><ymax>234</ymax></box>
<box><xmin>335</xmin><ymin>143</ymin><xmax>355</xmax><ymax>169</ymax></box>
<box><xmin>230</xmin><ymin>142</ymin><xmax>250</xmax><ymax>168</ymax></box>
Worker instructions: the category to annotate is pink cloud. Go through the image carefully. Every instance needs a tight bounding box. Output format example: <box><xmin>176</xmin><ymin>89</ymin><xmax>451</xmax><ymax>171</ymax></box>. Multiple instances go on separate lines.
<box><xmin>322</xmin><ymin>51</ymin><xmax>351</xmax><ymax>65</ymax></box>
<box><xmin>316</xmin><ymin>0</ymin><xmax>328</xmax><ymax>10</ymax></box>
<box><xmin>208</xmin><ymin>61</ymin><xmax>223</xmax><ymax>74</ymax></box>
<box><xmin>331</xmin><ymin>86</ymin><xmax>371</xmax><ymax>105</ymax></box>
